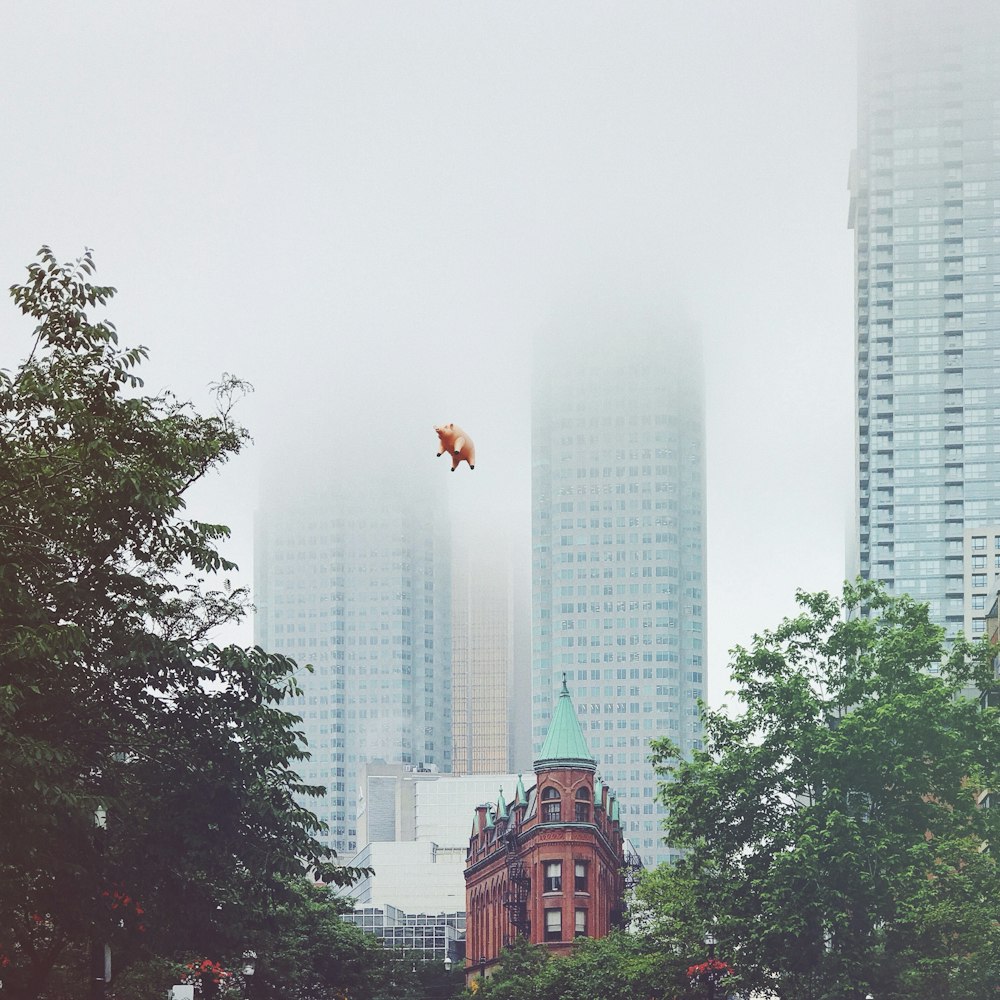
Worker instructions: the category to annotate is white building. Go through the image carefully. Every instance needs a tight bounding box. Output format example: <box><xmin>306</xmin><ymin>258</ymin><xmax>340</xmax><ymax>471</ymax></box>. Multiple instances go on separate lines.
<box><xmin>350</xmin><ymin>765</ymin><xmax>520</xmax><ymax>913</ymax></box>
<box><xmin>347</xmin><ymin>841</ymin><xmax>468</xmax><ymax>914</ymax></box>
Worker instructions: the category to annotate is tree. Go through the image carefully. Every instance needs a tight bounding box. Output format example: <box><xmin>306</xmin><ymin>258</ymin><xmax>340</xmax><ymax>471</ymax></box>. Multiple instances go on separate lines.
<box><xmin>476</xmin><ymin>934</ymin><xmax>690</xmax><ymax>1000</ymax></box>
<box><xmin>643</xmin><ymin>582</ymin><xmax>1000</xmax><ymax>1000</ymax></box>
<box><xmin>0</xmin><ymin>248</ymin><xmax>365</xmax><ymax>999</ymax></box>
<box><xmin>214</xmin><ymin>879</ymin><xmax>390</xmax><ymax>1000</ymax></box>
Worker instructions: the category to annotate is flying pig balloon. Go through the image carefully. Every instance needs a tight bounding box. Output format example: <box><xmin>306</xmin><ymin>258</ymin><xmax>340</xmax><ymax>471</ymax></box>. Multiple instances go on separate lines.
<box><xmin>434</xmin><ymin>423</ymin><xmax>476</xmax><ymax>472</ymax></box>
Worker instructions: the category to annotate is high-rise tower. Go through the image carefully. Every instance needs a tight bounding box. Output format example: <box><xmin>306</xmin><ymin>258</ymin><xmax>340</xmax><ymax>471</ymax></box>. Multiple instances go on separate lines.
<box><xmin>450</xmin><ymin>516</ymin><xmax>530</xmax><ymax>774</ymax></box>
<box><xmin>850</xmin><ymin>1</ymin><xmax>1000</xmax><ymax>640</ymax></box>
<box><xmin>254</xmin><ymin>468</ymin><xmax>452</xmax><ymax>856</ymax></box>
<box><xmin>531</xmin><ymin>314</ymin><xmax>705</xmax><ymax>867</ymax></box>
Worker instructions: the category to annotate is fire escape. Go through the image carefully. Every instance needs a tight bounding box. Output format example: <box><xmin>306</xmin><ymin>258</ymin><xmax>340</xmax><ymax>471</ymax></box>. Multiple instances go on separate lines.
<box><xmin>612</xmin><ymin>841</ymin><xmax>645</xmax><ymax>929</ymax></box>
<box><xmin>502</xmin><ymin>826</ymin><xmax>530</xmax><ymax>936</ymax></box>
<box><xmin>623</xmin><ymin>840</ymin><xmax>644</xmax><ymax>891</ymax></box>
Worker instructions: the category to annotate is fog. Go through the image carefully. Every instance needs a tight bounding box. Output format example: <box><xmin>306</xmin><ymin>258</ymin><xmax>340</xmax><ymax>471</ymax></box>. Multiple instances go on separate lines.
<box><xmin>0</xmin><ymin>2</ymin><xmax>859</xmax><ymax>706</ymax></box>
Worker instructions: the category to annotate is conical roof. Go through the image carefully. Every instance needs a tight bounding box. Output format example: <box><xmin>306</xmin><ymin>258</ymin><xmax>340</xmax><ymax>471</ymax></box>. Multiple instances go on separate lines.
<box><xmin>496</xmin><ymin>787</ymin><xmax>508</xmax><ymax>821</ymax></box>
<box><xmin>534</xmin><ymin>675</ymin><xmax>596</xmax><ymax>771</ymax></box>
<box><xmin>515</xmin><ymin>774</ymin><xmax>528</xmax><ymax>807</ymax></box>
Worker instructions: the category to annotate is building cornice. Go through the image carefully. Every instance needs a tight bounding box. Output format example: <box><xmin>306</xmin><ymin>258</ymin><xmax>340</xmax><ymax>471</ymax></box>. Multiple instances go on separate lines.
<box><xmin>464</xmin><ymin>821</ymin><xmax>623</xmax><ymax>879</ymax></box>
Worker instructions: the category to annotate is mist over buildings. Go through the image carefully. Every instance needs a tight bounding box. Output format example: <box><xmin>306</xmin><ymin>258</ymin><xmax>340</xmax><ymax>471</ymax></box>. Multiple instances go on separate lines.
<box><xmin>1</xmin><ymin>2</ymin><xmax>860</xmax><ymax>706</ymax></box>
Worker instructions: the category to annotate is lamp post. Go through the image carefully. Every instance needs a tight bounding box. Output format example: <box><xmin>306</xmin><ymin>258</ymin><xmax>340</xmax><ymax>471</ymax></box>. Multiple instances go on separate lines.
<box><xmin>241</xmin><ymin>951</ymin><xmax>256</xmax><ymax>999</ymax></box>
<box><xmin>91</xmin><ymin>806</ymin><xmax>109</xmax><ymax>1000</ymax></box>
<box><xmin>479</xmin><ymin>953</ymin><xmax>487</xmax><ymax>986</ymax></box>
<box><xmin>703</xmin><ymin>930</ymin><xmax>717</xmax><ymax>1000</ymax></box>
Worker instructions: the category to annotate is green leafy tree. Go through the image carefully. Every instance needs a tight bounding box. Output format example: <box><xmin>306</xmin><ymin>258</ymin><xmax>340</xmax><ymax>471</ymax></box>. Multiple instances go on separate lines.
<box><xmin>476</xmin><ymin>934</ymin><xmax>690</xmax><ymax>1000</ymax></box>
<box><xmin>0</xmin><ymin>248</ymin><xmax>365</xmax><ymax>999</ymax></box>
<box><xmin>209</xmin><ymin>879</ymin><xmax>390</xmax><ymax>1000</ymax></box>
<box><xmin>473</xmin><ymin>937</ymin><xmax>548</xmax><ymax>1000</ymax></box>
<box><xmin>371</xmin><ymin>952</ymin><xmax>464</xmax><ymax>1000</ymax></box>
<box><xmin>644</xmin><ymin>582</ymin><xmax>1000</xmax><ymax>1000</ymax></box>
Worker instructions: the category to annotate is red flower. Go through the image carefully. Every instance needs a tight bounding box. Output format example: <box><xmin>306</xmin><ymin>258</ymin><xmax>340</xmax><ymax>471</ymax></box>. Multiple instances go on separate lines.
<box><xmin>686</xmin><ymin>957</ymin><xmax>734</xmax><ymax>982</ymax></box>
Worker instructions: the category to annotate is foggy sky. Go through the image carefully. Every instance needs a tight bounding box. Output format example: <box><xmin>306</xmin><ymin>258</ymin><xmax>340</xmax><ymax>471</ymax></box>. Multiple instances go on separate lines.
<box><xmin>0</xmin><ymin>2</ymin><xmax>859</xmax><ymax>708</ymax></box>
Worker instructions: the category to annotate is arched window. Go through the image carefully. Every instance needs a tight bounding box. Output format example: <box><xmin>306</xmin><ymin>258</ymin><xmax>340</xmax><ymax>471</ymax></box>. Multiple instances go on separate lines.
<box><xmin>574</xmin><ymin>786</ymin><xmax>591</xmax><ymax>822</ymax></box>
<box><xmin>541</xmin><ymin>787</ymin><xmax>561</xmax><ymax>822</ymax></box>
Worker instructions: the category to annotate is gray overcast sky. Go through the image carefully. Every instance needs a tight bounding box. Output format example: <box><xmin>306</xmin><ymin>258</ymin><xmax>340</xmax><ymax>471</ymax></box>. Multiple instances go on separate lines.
<box><xmin>0</xmin><ymin>1</ymin><xmax>858</xmax><ymax>708</ymax></box>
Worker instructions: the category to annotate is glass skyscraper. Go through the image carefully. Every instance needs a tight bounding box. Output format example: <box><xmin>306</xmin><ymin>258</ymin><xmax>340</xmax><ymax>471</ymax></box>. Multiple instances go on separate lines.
<box><xmin>451</xmin><ymin>517</ymin><xmax>530</xmax><ymax>775</ymax></box>
<box><xmin>531</xmin><ymin>317</ymin><xmax>705</xmax><ymax>867</ymax></box>
<box><xmin>849</xmin><ymin>1</ymin><xmax>1000</xmax><ymax>638</ymax></box>
<box><xmin>254</xmin><ymin>469</ymin><xmax>452</xmax><ymax>855</ymax></box>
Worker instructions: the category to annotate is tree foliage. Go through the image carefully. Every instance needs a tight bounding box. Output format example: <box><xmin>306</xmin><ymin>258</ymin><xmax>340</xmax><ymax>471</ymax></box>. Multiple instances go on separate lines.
<box><xmin>0</xmin><ymin>248</ymin><xmax>365</xmax><ymax>999</ymax></box>
<box><xmin>642</xmin><ymin>582</ymin><xmax>1000</xmax><ymax>1000</ymax></box>
<box><xmin>475</xmin><ymin>934</ymin><xmax>692</xmax><ymax>1000</ymax></box>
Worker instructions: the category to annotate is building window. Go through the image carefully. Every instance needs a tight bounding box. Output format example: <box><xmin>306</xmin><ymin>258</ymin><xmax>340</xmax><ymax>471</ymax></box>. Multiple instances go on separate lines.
<box><xmin>575</xmin><ymin>861</ymin><xmax>588</xmax><ymax>892</ymax></box>
<box><xmin>575</xmin><ymin>908</ymin><xmax>588</xmax><ymax>937</ymax></box>
<box><xmin>973</xmin><ymin>554</ymin><xmax>987</xmax><ymax>569</ymax></box>
<box><xmin>541</xmin><ymin>787</ymin><xmax>561</xmax><ymax>822</ymax></box>
<box><xmin>574</xmin><ymin>787</ymin><xmax>591</xmax><ymax>822</ymax></box>
<box><xmin>545</xmin><ymin>908</ymin><xmax>562</xmax><ymax>941</ymax></box>
<box><xmin>973</xmin><ymin>594</ymin><xmax>986</xmax><ymax>610</ymax></box>
<box><xmin>973</xmin><ymin>574</ymin><xmax>987</xmax><ymax>589</ymax></box>
<box><xmin>544</xmin><ymin>861</ymin><xmax>562</xmax><ymax>892</ymax></box>
<box><xmin>972</xmin><ymin>536</ymin><xmax>986</xmax><ymax>550</ymax></box>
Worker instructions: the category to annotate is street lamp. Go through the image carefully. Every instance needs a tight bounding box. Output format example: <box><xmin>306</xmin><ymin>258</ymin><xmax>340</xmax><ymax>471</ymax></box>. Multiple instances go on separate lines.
<box><xmin>703</xmin><ymin>931</ymin><xmax>717</xmax><ymax>1000</ymax></box>
<box><xmin>241</xmin><ymin>951</ymin><xmax>256</xmax><ymax>999</ymax></box>
<box><xmin>443</xmin><ymin>955</ymin><xmax>453</xmax><ymax>974</ymax></box>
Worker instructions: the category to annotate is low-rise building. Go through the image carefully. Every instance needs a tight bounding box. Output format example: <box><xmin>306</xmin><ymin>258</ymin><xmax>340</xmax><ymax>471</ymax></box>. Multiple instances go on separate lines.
<box><xmin>464</xmin><ymin>678</ymin><xmax>625</xmax><ymax>982</ymax></box>
<box><xmin>341</xmin><ymin>905</ymin><xmax>464</xmax><ymax>964</ymax></box>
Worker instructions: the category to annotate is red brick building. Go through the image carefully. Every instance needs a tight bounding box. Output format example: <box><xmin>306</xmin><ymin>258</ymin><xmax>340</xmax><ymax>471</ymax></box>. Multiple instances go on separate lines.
<box><xmin>464</xmin><ymin>678</ymin><xmax>625</xmax><ymax>982</ymax></box>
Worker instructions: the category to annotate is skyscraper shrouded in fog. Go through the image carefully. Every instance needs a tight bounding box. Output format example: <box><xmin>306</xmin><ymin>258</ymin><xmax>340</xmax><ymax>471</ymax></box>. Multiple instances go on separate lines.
<box><xmin>254</xmin><ymin>468</ymin><xmax>452</xmax><ymax>855</ymax></box>
<box><xmin>532</xmin><ymin>313</ymin><xmax>706</xmax><ymax>868</ymax></box>
<box><xmin>450</xmin><ymin>516</ymin><xmax>531</xmax><ymax>775</ymax></box>
<box><xmin>849</xmin><ymin>1</ymin><xmax>1000</xmax><ymax>642</ymax></box>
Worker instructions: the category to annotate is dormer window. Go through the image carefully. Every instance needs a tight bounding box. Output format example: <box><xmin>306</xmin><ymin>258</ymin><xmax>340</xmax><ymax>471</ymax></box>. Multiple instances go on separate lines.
<box><xmin>575</xmin><ymin>787</ymin><xmax>591</xmax><ymax>822</ymax></box>
<box><xmin>541</xmin><ymin>787</ymin><xmax>561</xmax><ymax>822</ymax></box>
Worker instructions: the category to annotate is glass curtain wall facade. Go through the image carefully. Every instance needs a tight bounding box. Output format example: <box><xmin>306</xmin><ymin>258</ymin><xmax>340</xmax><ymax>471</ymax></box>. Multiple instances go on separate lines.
<box><xmin>850</xmin><ymin>1</ymin><xmax>1000</xmax><ymax>636</ymax></box>
<box><xmin>451</xmin><ymin>518</ymin><xmax>528</xmax><ymax>774</ymax></box>
<box><xmin>532</xmin><ymin>322</ymin><xmax>705</xmax><ymax>867</ymax></box>
<box><xmin>254</xmin><ymin>471</ymin><xmax>451</xmax><ymax>855</ymax></box>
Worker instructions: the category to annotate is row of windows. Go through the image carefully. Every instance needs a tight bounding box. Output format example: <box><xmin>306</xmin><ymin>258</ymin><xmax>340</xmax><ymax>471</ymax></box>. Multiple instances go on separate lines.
<box><xmin>970</xmin><ymin>534</ymin><xmax>1000</xmax><ymax>550</ymax></box>
<box><xmin>544</xmin><ymin>908</ymin><xmax>588</xmax><ymax>941</ymax></box>
<box><xmin>541</xmin><ymin>786</ymin><xmax>593</xmax><ymax>824</ymax></box>
<box><xmin>543</xmin><ymin>860</ymin><xmax>589</xmax><ymax>893</ymax></box>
